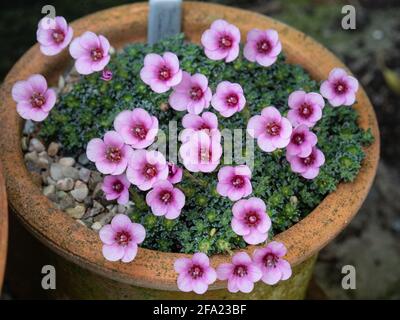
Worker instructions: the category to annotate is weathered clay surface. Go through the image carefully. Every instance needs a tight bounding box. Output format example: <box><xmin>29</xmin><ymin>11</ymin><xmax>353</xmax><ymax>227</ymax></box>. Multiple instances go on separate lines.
<box><xmin>0</xmin><ymin>162</ymin><xmax>8</xmax><ymax>291</ymax></box>
<box><xmin>315</xmin><ymin>161</ymin><xmax>400</xmax><ymax>299</ymax></box>
<box><xmin>0</xmin><ymin>2</ymin><xmax>379</xmax><ymax>292</ymax></box>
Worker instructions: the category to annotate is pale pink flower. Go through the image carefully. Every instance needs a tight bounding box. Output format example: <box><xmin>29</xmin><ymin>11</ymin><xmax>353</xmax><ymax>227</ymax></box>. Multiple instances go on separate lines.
<box><xmin>216</xmin><ymin>252</ymin><xmax>262</xmax><ymax>293</ymax></box>
<box><xmin>11</xmin><ymin>74</ymin><xmax>56</xmax><ymax>122</ymax></box>
<box><xmin>243</xmin><ymin>29</ymin><xmax>282</xmax><ymax>67</ymax></box>
<box><xmin>69</xmin><ymin>31</ymin><xmax>110</xmax><ymax>75</ymax></box>
<box><xmin>169</xmin><ymin>72</ymin><xmax>212</xmax><ymax>114</ymax></box>
<box><xmin>180</xmin><ymin>112</ymin><xmax>220</xmax><ymax>143</ymax></box>
<box><xmin>167</xmin><ymin>162</ymin><xmax>183</xmax><ymax>184</ymax></box>
<box><xmin>211</xmin><ymin>81</ymin><xmax>246</xmax><ymax>118</ymax></box>
<box><xmin>126</xmin><ymin>150</ymin><xmax>169</xmax><ymax>191</ymax></box>
<box><xmin>100</xmin><ymin>68</ymin><xmax>113</xmax><ymax>81</ymax></box>
<box><xmin>247</xmin><ymin>106</ymin><xmax>292</xmax><ymax>152</ymax></box>
<box><xmin>113</xmin><ymin>108</ymin><xmax>158</xmax><ymax>149</ymax></box>
<box><xmin>36</xmin><ymin>16</ymin><xmax>73</xmax><ymax>56</ymax></box>
<box><xmin>174</xmin><ymin>253</ymin><xmax>217</xmax><ymax>294</ymax></box>
<box><xmin>201</xmin><ymin>19</ymin><xmax>241</xmax><ymax>63</ymax></box>
<box><xmin>86</xmin><ymin>131</ymin><xmax>133</xmax><ymax>175</ymax></box>
<box><xmin>253</xmin><ymin>241</ymin><xmax>292</xmax><ymax>285</ymax></box>
<box><xmin>231</xmin><ymin>197</ymin><xmax>271</xmax><ymax>245</ymax></box>
<box><xmin>320</xmin><ymin>67</ymin><xmax>359</xmax><ymax>107</ymax></box>
<box><xmin>146</xmin><ymin>180</ymin><xmax>185</xmax><ymax>219</ymax></box>
<box><xmin>99</xmin><ymin>214</ymin><xmax>145</xmax><ymax>263</ymax></box>
<box><xmin>287</xmin><ymin>91</ymin><xmax>325</xmax><ymax>128</ymax></box>
<box><xmin>216</xmin><ymin>165</ymin><xmax>252</xmax><ymax>201</ymax></box>
<box><xmin>179</xmin><ymin>131</ymin><xmax>222</xmax><ymax>173</ymax></box>
<box><xmin>101</xmin><ymin>174</ymin><xmax>130</xmax><ymax>205</ymax></box>
<box><xmin>286</xmin><ymin>146</ymin><xmax>325</xmax><ymax>179</ymax></box>
<box><xmin>140</xmin><ymin>52</ymin><xmax>182</xmax><ymax>93</ymax></box>
<box><xmin>286</xmin><ymin>125</ymin><xmax>318</xmax><ymax>157</ymax></box>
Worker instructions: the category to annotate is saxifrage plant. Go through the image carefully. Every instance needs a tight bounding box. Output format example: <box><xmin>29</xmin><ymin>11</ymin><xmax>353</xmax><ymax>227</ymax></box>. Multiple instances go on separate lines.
<box><xmin>11</xmin><ymin>15</ymin><xmax>373</xmax><ymax>295</ymax></box>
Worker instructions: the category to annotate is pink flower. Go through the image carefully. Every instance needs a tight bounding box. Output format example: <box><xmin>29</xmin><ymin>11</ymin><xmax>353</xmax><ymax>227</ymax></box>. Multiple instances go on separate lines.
<box><xmin>287</xmin><ymin>91</ymin><xmax>325</xmax><ymax>128</ymax></box>
<box><xmin>180</xmin><ymin>112</ymin><xmax>220</xmax><ymax>143</ymax></box>
<box><xmin>146</xmin><ymin>180</ymin><xmax>185</xmax><ymax>219</ymax></box>
<box><xmin>113</xmin><ymin>108</ymin><xmax>158</xmax><ymax>149</ymax></box>
<box><xmin>320</xmin><ymin>68</ymin><xmax>359</xmax><ymax>107</ymax></box>
<box><xmin>36</xmin><ymin>16</ymin><xmax>73</xmax><ymax>56</ymax></box>
<box><xmin>174</xmin><ymin>253</ymin><xmax>217</xmax><ymax>294</ymax></box>
<box><xmin>247</xmin><ymin>106</ymin><xmax>292</xmax><ymax>152</ymax></box>
<box><xmin>126</xmin><ymin>150</ymin><xmax>168</xmax><ymax>191</ymax></box>
<box><xmin>253</xmin><ymin>241</ymin><xmax>292</xmax><ymax>285</ymax></box>
<box><xmin>101</xmin><ymin>174</ymin><xmax>130</xmax><ymax>205</ymax></box>
<box><xmin>11</xmin><ymin>74</ymin><xmax>56</xmax><ymax>122</ymax></box>
<box><xmin>100</xmin><ymin>68</ymin><xmax>113</xmax><ymax>81</ymax></box>
<box><xmin>286</xmin><ymin>146</ymin><xmax>325</xmax><ymax>179</ymax></box>
<box><xmin>86</xmin><ymin>131</ymin><xmax>133</xmax><ymax>175</ymax></box>
<box><xmin>69</xmin><ymin>31</ymin><xmax>110</xmax><ymax>75</ymax></box>
<box><xmin>216</xmin><ymin>252</ymin><xmax>262</xmax><ymax>293</ymax></box>
<box><xmin>231</xmin><ymin>197</ymin><xmax>271</xmax><ymax>245</ymax></box>
<box><xmin>99</xmin><ymin>214</ymin><xmax>145</xmax><ymax>263</ymax></box>
<box><xmin>211</xmin><ymin>81</ymin><xmax>246</xmax><ymax>117</ymax></box>
<box><xmin>216</xmin><ymin>165</ymin><xmax>252</xmax><ymax>201</ymax></box>
<box><xmin>243</xmin><ymin>29</ymin><xmax>282</xmax><ymax>67</ymax></box>
<box><xmin>140</xmin><ymin>52</ymin><xmax>182</xmax><ymax>93</ymax></box>
<box><xmin>286</xmin><ymin>125</ymin><xmax>318</xmax><ymax>157</ymax></box>
<box><xmin>167</xmin><ymin>162</ymin><xmax>183</xmax><ymax>184</ymax></box>
<box><xmin>179</xmin><ymin>131</ymin><xmax>222</xmax><ymax>173</ymax></box>
<box><xmin>201</xmin><ymin>19</ymin><xmax>241</xmax><ymax>63</ymax></box>
<box><xmin>169</xmin><ymin>72</ymin><xmax>212</xmax><ymax>114</ymax></box>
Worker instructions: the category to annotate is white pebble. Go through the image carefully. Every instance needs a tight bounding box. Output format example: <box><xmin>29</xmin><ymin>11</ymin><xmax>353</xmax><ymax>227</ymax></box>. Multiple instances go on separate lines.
<box><xmin>50</xmin><ymin>163</ymin><xmax>64</xmax><ymax>181</ymax></box>
<box><xmin>21</xmin><ymin>137</ymin><xmax>28</xmax><ymax>151</ymax></box>
<box><xmin>91</xmin><ymin>222</ymin><xmax>102</xmax><ymax>231</ymax></box>
<box><xmin>56</xmin><ymin>178</ymin><xmax>75</xmax><ymax>191</ymax></box>
<box><xmin>62</xmin><ymin>166</ymin><xmax>79</xmax><ymax>180</ymax></box>
<box><xmin>117</xmin><ymin>205</ymin><xmax>127</xmax><ymax>213</ymax></box>
<box><xmin>79</xmin><ymin>168</ymin><xmax>91</xmax><ymax>183</ymax></box>
<box><xmin>37</xmin><ymin>157</ymin><xmax>50</xmax><ymax>169</ymax></box>
<box><xmin>66</xmin><ymin>205</ymin><xmax>86</xmax><ymax>219</ymax></box>
<box><xmin>43</xmin><ymin>185</ymin><xmax>56</xmax><ymax>197</ymax></box>
<box><xmin>47</xmin><ymin>142</ymin><xmax>59</xmax><ymax>157</ymax></box>
<box><xmin>24</xmin><ymin>151</ymin><xmax>38</xmax><ymax>163</ymax></box>
<box><xmin>70</xmin><ymin>181</ymin><xmax>89</xmax><ymax>202</ymax></box>
<box><xmin>23</xmin><ymin>120</ymin><xmax>35</xmax><ymax>135</ymax></box>
<box><xmin>59</xmin><ymin>157</ymin><xmax>75</xmax><ymax>167</ymax></box>
<box><xmin>29</xmin><ymin>138</ymin><xmax>45</xmax><ymax>153</ymax></box>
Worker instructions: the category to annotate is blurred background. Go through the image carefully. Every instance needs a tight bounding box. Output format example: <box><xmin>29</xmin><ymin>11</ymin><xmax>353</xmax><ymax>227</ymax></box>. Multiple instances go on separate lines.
<box><xmin>1</xmin><ymin>0</ymin><xmax>399</xmax><ymax>299</ymax></box>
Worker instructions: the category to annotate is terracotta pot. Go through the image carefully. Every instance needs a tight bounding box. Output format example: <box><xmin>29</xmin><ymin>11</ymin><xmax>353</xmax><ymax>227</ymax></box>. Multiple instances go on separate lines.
<box><xmin>0</xmin><ymin>2</ymin><xmax>379</xmax><ymax>299</ymax></box>
<box><xmin>0</xmin><ymin>162</ymin><xmax>8</xmax><ymax>293</ymax></box>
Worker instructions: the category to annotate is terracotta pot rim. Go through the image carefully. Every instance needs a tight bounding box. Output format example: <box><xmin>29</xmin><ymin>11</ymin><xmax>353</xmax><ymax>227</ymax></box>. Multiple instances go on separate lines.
<box><xmin>0</xmin><ymin>162</ymin><xmax>8</xmax><ymax>292</ymax></box>
<box><xmin>0</xmin><ymin>2</ymin><xmax>379</xmax><ymax>291</ymax></box>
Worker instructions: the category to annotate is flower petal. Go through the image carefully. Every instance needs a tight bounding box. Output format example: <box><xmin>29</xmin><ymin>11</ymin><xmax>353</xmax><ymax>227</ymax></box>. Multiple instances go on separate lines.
<box><xmin>121</xmin><ymin>243</ymin><xmax>138</xmax><ymax>263</ymax></box>
<box><xmin>102</xmin><ymin>243</ymin><xmax>124</xmax><ymax>262</ymax></box>
<box><xmin>111</xmin><ymin>214</ymin><xmax>132</xmax><ymax>231</ymax></box>
<box><xmin>99</xmin><ymin>224</ymin><xmax>116</xmax><ymax>245</ymax></box>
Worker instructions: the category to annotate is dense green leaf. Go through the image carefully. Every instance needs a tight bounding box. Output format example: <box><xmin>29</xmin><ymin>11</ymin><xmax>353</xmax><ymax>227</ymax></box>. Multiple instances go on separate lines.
<box><xmin>40</xmin><ymin>34</ymin><xmax>373</xmax><ymax>255</ymax></box>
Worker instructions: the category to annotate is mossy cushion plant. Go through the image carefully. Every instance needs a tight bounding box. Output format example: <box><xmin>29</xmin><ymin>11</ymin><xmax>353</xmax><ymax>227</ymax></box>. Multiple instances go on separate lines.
<box><xmin>11</xmin><ymin>16</ymin><xmax>372</xmax><ymax>294</ymax></box>
<box><xmin>40</xmin><ymin>31</ymin><xmax>372</xmax><ymax>255</ymax></box>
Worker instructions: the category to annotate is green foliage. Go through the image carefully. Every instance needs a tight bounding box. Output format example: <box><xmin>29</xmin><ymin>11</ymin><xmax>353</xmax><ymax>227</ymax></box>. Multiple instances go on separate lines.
<box><xmin>40</xmin><ymin>34</ymin><xmax>373</xmax><ymax>255</ymax></box>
